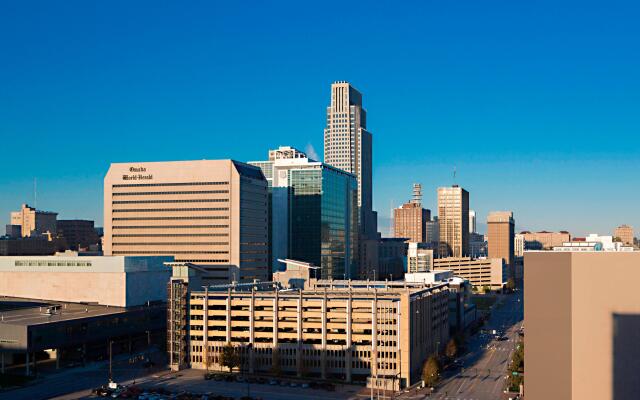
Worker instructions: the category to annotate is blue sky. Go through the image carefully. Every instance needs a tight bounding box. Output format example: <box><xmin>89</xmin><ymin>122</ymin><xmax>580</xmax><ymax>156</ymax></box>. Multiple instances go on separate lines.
<box><xmin>1</xmin><ymin>0</ymin><xmax>639</xmax><ymax>236</ymax></box>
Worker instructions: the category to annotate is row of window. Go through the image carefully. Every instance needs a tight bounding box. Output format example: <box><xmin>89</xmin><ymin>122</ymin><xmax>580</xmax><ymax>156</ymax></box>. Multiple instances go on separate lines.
<box><xmin>113</xmin><ymin>199</ymin><xmax>229</xmax><ymax>204</ymax></box>
<box><xmin>113</xmin><ymin>190</ymin><xmax>229</xmax><ymax>196</ymax></box>
<box><xmin>112</xmin><ymin>181</ymin><xmax>229</xmax><ymax>188</ymax></box>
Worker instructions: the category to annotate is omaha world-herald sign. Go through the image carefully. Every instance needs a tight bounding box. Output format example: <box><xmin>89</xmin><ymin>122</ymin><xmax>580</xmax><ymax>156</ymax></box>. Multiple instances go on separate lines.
<box><xmin>122</xmin><ymin>166</ymin><xmax>153</xmax><ymax>181</ymax></box>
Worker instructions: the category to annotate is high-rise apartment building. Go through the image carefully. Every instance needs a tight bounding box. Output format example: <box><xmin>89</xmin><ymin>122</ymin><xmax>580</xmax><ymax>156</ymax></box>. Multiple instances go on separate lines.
<box><xmin>614</xmin><ymin>224</ymin><xmax>634</xmax><ymax>246</ymax></box>
<box><xmin>10</xmin><ymin>204</ymin><xmax>58</xmax><ymax>238</ymax></box>
<box><xmin>393</xmin><ymin>184</ymin><xmax>431</xmax><ymax>242</ymax></box>
<box><xmin>103</xmin><ymin>160</ymin><xmax>269</xmax><ymax>282</ymax></box>
<box><xmin>250</xmin><ymin>151</ymin><xmax>359</xmax><ymax>280</ymax></box>
<box><xmin>487</xmin><ymin>211</ymin><xmax>515</xmax><ymax>275</ymax></box>
<box><xmin>469</xmin><ymin>210</ymin><xmax>476</xmax><ymax>234</ymax></box>
<box><xmin>437</xmin><ymin>186</ymin><xmax>469</xmax><ymax>257</ymax></box>
<box><xmin>323</xmin><ymin>81</ymin><xmax>376</xmax><ymax>237</ymax></box>
<box><xmin>525</xmin><ymin>252</ymin><xmax>640</xmax><ymax>400</ymax></box>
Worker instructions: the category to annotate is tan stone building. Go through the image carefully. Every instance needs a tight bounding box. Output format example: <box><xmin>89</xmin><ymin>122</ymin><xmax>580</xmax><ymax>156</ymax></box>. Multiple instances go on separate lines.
<box><xmin>433</xmin><ymin>257</ymin><xmax>505</xmax><ymax>290</ymax></box>
<box><xmin>393</xmin><ymin>184</ymin><xmax>431</xmax><ymax>243</ymax></box>
<box><xmin>437</xmin><ymin>186</ymin><xmax>469</xmax><ymax>257</ymax></box>
<box><xmin>104</xmin><ymin>160</ymin><xmax>269</xmax><ymax>282</ymax></box>
<box><xmin>487</xmin><ymin>211</ymin><xmax>515</xmax><ymax>278</ymax></box>
<box><xmin>525</xmin><ymin>251</ymin><xmax>640</xmax><ymax>400</ymax></box>
<box><xmin>168</xmin><ymin>278</ymin><xmax>450</xmax><ymax>389</ymax></box>
<box><xmin>614</xmin><ymin>224</ymin><xmax>634</xmax><ymax>246</ymax></box>
<box><xmin>520</xmin><ymin>230</ymin><xmax>570</xmax><ymax>250</ymax></box>
<box><xmin>10</xmin><ymin>204</ymin><xmax>57</xmax><ymax>237</ymax></box>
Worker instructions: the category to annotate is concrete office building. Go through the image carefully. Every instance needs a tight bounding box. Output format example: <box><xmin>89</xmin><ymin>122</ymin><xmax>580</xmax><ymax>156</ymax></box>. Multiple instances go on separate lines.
<box><xmin>56</xmin><ymin>219</ymin><xmax>100</xmax><ymax>250</ymax></box>
<box><xmin>553</xmin><ymin>233</ymin><xmax>634</xmax><ymax>252</ymax></box>
<box><xmin>514</xmin><ymin>233</ymin><xmax>525</xmax><ymax>257</ymax></box>
<box><xmin>520</xmin><ymin>230</ymin><xmax>570</xmax><ymax>250</ymax></box>
<box><xmin>425</xmin><ymin>220</ymin><xmax>440</xmax><ymax>248</ymax></box>
<box><xmin>323</xmin><ymin>81</ymin><xmax>376</xmax><ymax>238</ymax></box>
<box><xmin>407</xmin><ymin>242</ymin><xmax>434</xmax><ymax>273</ymax></box>
<box><xmin>433</xmin><ymin>257</ymin><xmax>505</xmax><ymax>291</ymax></box>
<box><xmin>525</xmin><ymin>252</ymin><xmax>640</xmax><ymax>400</ymax></box>
<box><xmin>469</xmin><ymin>232</ymin><xmax>487</xmax><ymax>258</ymax></box>
<box><xmin>250</xmin><ymin>152</ymin><xmax>358</xmax><ymax>280</ymax></box>
<box><xmin>614</xmin><ymin>224</ymin><xmax>634</xmax><ymax>246</ymax></box>
<box><xmin>0</xmin><ymin>254</ymin><xmax>172</xmax><ymax>307</ymax></box>
<box><xmin>468</xmin><ymin>210</ymin><xmax>476</xmax><ymax>234</ymax></box>
<box><xmin>393</xmin><ymin>184</ymin><xmax>431</xmax><ymax>243</ymax></box>
<box><xmin>104</xmin><ymin>160</ymin><xmax>269</xmax><ymax>283</ymax></box>
<box><xmin>487</xmin><ymin>211</ymin><xmax>515</xmax><ymax>279</ymax></box>
<box><xmin>0</xmin><ymin>236</ymin><xmax>64</xmax><ymax>256</ymax></box>
<box><xmin>168</xmin><ymin>276</ymin><xmax>450</xmax><ymax>389</ymax></box>
<box><xmin>437</xmin><ymin>186</ymin><xmax>469</xmax><ymax>258</ymax></box>
<box><xmin>10</xmin><ymin>204</ymin><xmax>58</xmax><ymax>237</ymax></box>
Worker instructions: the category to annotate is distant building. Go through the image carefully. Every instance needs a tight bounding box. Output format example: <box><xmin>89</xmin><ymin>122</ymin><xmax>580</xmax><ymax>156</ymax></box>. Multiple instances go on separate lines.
<box><xmin>10</xmin><ymin>204</ymin><xmax>57</xmax><ymax>237</ymax></box>
<box><xmin>469</xmin><ymin>232</ymin><xmax>487</xmax><ymax>258</ymax></box>
<box><xmin>425</xmin><ymin>220</ymin><xmax>440</xmax><ymax>250</ymax></box>
<box><xmin>525</xmin><ymin>252</ymin><xmax>640</xmax><ymax>400</ymax></box>
<box><xmin>0</xmin><ymin>236</ymin><xmax>65</xmax><ymax>256</ymax></box>
<box><xmin>433</xmin><ymin>257</ymin><xmax>505</xmax><ymax>291</ymax></box>
<box><xmin>56</xmin><ymin>220</ymin><xmax>100</xmax><ymax>251</ymax></box>
<box><xmin>250</xmin><ymin>152</ymin><xmax>358</xmax><ymax>280</ymax></box>
<box><xmin>614</xmin><ymin>225</ymin><xmax>634</xmax><ymax>246</ymax></box>
<box><xmin>520</xmin><ymin>230</ymin><xmax>570</xmax><ymax>250</ymax></box>
<box><xmin>437</xmin><ymin>186</ymin><xmax>470</xmax><ymax>257</ymax></box>
<box><xmin>407</xmin><ymin>242</ymin><xmax>434</xmax><ymax>273</ymax></box>
<box><xmin>487</xmin><ymin>211</ymin><xmax>515</xmax><ymax>279</ymax></box>
<box><xmin>103</xmin><ymin>160</ymin><xmax>269</xmax><ymax>283</ymax></box>
<box><xmin>514</xmin><ymin>233</ymin><xmax>525</xmax><ymax>257</ymax></box>
<box><xmin>378</xmin><ymin>237</ymin><xmax>407</xmax><ymax>280</ymax></box>
<box><xmin>469</xmin><ymin>210</ymin><xmax>476</xmax><ymax>234</ymax></box>
<box><xmin>5</xmin><ymin>224</ymin><xmax>21</xmax><ymax>238</ymax></box>
<box><xmin>393</xmin><ymin>184</ymin><xmax>431</xmax><ymax>242</ymax></box>
<box><xmin>553</xmin><ymin>233</ymin><xmax>634</xmax><ymax>252</ymax></box>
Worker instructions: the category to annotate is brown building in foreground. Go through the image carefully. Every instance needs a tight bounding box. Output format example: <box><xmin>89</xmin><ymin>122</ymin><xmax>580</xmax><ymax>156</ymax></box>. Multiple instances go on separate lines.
<box><xmin>393</xmin><ymin>184</ymin><xmax>431</xmax><ymax>243</ymax></box>
<box><xmin>525</xmin><ymin>251</ymin><xmax>640</xmax><ymax>400</ymax></box>
<box><xmin>614</xmin><ymin>224</ymin><xmax>634</xmax><ymax>246</ymax></box>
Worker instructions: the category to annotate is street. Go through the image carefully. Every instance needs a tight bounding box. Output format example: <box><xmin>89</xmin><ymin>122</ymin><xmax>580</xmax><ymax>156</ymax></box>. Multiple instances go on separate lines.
<box><xmin>401</xmin><ymin>289</ymin><xmax>524</xmax><ymax>400</ymax></box>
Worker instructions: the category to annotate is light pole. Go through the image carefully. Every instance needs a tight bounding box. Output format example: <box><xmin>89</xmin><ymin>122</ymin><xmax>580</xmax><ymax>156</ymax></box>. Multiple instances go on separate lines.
<box><xmin>109</xmin><ymin>340</ymin><xmax>114</xmax><ymax>383</ymax></box>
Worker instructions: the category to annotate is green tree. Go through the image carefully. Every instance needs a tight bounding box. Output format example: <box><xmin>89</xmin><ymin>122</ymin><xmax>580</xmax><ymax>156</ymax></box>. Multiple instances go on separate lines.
<box><xmin>483</xmin><ymin>285</ymin><xmax>492</xmax><ymax>294</ymax></box>
<box><xmin>445</xmin><ymin>338</ymin><xmax>458</xmax><ymax>360</ymax></box>
<box><xmin>506</xmin><ymin>277</ymin><xmax>516</xmax><ymax>291</ymax></box>
<box><xmin>422</xmin><ymin>355</ymin><xmax>441</xmax><ymax>388</ymax></box>
<box><xmin>219</xmin><ymin>343</ymin><xmax>239</xmax><ymax>372</ymax></box>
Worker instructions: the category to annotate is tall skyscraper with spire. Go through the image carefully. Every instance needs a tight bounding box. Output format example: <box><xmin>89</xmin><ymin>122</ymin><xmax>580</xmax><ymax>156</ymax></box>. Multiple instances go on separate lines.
<box><xmin>323</xmin><ymin>81</ymin><xmax>375</xmax><ymax>236</ymax></box>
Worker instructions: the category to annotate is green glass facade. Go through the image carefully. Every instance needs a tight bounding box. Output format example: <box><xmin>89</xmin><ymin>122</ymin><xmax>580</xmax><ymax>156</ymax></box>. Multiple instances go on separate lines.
<box><xmin>288</xmin><ymin>165</ymin><xmax>358</xmax><ymax>279</ymax></box>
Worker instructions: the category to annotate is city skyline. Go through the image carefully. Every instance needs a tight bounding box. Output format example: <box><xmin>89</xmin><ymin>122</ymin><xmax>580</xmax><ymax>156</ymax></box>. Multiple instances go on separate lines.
<box><xmin>2</xmin><ymin>1</ymin><xmax>640</xmax><ymax>236</ymax></box>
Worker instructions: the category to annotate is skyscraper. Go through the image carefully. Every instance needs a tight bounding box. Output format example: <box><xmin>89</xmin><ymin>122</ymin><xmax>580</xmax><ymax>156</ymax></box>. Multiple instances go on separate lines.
<box><xmin>393</xmin><ymin>183</ymin><xmax>431</xmax><ymax>242</ymax></box>
<box><xmin>469</xmin><ymin>210</ymin><xmax>476</xmax><ymax>234</ymax></box>
<box><xmin>323</xmin><ymin>81</ymin><xmax>375</xmax><ymax>236</ymax></box>
<box><xmin>487</xmin><ymin>211</ymin><xmax>515</xmax><ymax>277</ymax></box>
<box><xmin>437</xmin><ymin>185</ymin><xmax>470</xmax><ymax>257</ymax></box>
<box><xmin>250</xmin><ymin>148</ymin><xmax>359</xmax><ymax>279</ymax></box>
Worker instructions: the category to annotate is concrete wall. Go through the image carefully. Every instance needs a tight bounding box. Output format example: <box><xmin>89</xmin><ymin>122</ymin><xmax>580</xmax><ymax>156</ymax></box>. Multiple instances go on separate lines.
<box><xmin>525</xmin><ymin>252</ymin><xmax>640</xmax><ymax>400</ymax></box>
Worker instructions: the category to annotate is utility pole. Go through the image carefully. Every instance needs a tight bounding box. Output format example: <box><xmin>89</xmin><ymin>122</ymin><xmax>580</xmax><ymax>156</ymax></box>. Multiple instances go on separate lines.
<box><xmin>109</xmin><ymin>340</ymin><xmax>113</xmax><ymax>383</ymax></box>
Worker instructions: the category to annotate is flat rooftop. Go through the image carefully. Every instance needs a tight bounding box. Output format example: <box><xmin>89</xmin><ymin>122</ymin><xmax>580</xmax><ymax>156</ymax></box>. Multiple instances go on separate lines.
<box><xmin>0</xmin><ymin>296</ymin><xmax>128</xmax><ymax>327</ymax></box>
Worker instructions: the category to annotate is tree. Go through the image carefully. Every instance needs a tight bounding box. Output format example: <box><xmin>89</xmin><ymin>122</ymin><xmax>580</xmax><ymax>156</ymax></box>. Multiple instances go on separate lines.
<box><xmin>445</xmin><ymin>338</ymin><xmax>458</xmax><ymax>360</ymax></box>
<box><xmin>483</xmin><ymin>285</ymin><xmax>492</xmax><ymax>294</ymax></box>
<box><xmin>422</xmin><ymin>355</ymin><xmax>441</xmax><ymax>388</ymax></box>
<box><xmin>219</xmin><ymin>343</ymin><xmax>239</xmax><ymax>372</ymax></box>
<box><xmin>506</xmin><ymin>278</ymin><xmax>516</xmax><ymax>292</ymax></box>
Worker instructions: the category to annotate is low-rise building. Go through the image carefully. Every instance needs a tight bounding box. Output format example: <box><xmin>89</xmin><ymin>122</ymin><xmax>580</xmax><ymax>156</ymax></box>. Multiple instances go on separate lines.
<box><xmin>553</xmin><ymin>234</ymin><xmax>634</xmax><ymax>252</ymax></box>
<box><xmin>167</xmin><ymin>275</ymin><xmax>450</xmax><ymax>389</ymax></box>
<box><xmin>407</xmin><ymin>242</ymin><xmax>434</xmax><ymax>273</ymax></box>
<box><xmin>0</xmin><ymin>254</ymin><xmax>172</xmax><ymax>307</ymax></box>
<box><xmin>520</xmin><ymin>230</ymin><xmax>570</xmax><ymax>250</ymax></box>
<box><xmin>433</xmin><ymin>257</ymin><xmax>505</xmax><ymax>291</ymax></box>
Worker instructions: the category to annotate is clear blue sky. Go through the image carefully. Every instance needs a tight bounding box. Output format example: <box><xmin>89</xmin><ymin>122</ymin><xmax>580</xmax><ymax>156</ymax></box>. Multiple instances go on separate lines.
<box><xmin>1</xmin><ymin>0</ymin><xmax>639</xmax><ymax>236</ymax></box>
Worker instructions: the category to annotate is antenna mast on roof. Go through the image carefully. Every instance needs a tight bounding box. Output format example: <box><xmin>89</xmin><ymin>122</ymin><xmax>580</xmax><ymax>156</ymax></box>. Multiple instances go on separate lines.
<box><xmin>34</xmin><ymin>178</ymin><xmax>37</xmax><ymax>208</ymax></box>
<box><xmin>453</xmin><ymin>166</ymin><xmax>457</xmax><ymax>185</ymax></box>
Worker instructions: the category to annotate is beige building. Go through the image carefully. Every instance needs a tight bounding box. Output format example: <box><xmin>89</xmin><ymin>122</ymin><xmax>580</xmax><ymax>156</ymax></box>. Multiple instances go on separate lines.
<box><xmin>393</xmin><ymin>184</ymin><xmax>431</xmax><ymax>243</ymax></box>
<box><xmin>514</xmin><ymin>233</ymin><xmax>525</xmax><ymax>257</ymax></box>
<box><xmin>433</xmin><ymin>257</ymin><xmax>505</xmax><ymax>290</ymax></box>
<box><xmin>525</xmin><ymin>251</ymin><xmax>640</xmax><ymax>400</ymax></box>
<box><xmin>104</xmin><ymin>160</ymin><xmax>269</xmax><ymax>282</ymax></box>
<box><xmin>10</xmin><ymin>204</ymin><xmax>58</xmax><ymax>238</ymax></box>
<box><xmin>407</xmin><ymin>242</ymin><xmax>434</xmax><ymax>273</ymax></box>
<box><xmin>168</xmin><ymin>277</ymin><xmax>450</xmax><ymax>389</ymax></box>
<box><xmin>487</xmin><ymin>211</ymin><xmax>515</xmax><ymax>278</ymax></box>
<box><xmin>614</xmin><ymin>224</ymin><xmax>634</xmax><ymax>246</ymax></box>
<box><xmin>437</xmin><ymin>186</ymin><xmax>469</xmax><ymax>257</ymax></box>
<box><xmin>520</xmin><ymin>230</ymin><xmax>570</xmax><ymax>250</ymax></box>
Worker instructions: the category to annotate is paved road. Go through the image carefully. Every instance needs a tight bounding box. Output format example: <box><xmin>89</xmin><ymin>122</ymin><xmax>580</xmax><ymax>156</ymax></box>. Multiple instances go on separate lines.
<box><xmin>400</xmin><ymin>290</ymin><xmax>524</xmax><ymax>400</ymax></box>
